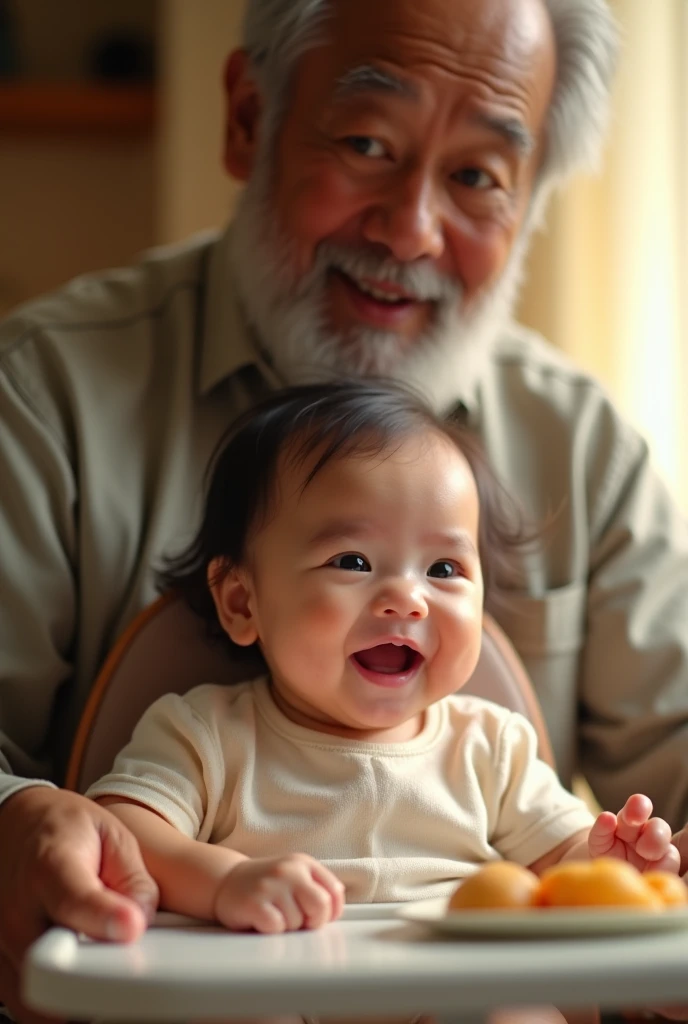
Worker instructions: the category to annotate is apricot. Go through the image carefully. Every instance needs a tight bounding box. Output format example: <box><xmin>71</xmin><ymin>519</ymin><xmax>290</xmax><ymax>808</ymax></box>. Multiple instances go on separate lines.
<box><xmin>448</xmin><ymin>862</ymin><xmax>540</xmax><ymax>911</ymax></box>
<box><xmin>539</xmin><ymin>858</ymin><xmax>663</xmax><ymax>911</ymax></box>
<box><xmin>644</xmin><ymin>871</ymin><xmax>688</xmax><ymax>907</ymax></box>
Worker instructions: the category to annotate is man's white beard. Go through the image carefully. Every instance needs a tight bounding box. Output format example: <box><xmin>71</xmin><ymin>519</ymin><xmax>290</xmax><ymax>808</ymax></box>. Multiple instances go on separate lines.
<box><xmin>229</xmin><ymin>161</ymin><xmax>530</xmax><ymax>415</ymax></box>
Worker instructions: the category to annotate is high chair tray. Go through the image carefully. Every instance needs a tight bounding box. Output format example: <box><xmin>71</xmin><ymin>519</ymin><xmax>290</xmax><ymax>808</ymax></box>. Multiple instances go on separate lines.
<box><xmin>23</xmin><ymin>904</ymin><xmax>688</xmax><ymax>1022</ymax></box>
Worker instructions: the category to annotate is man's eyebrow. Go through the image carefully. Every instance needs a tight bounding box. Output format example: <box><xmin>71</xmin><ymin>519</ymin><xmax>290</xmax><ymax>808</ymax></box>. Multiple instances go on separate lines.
<box><xmin>334</xmin><ymin>64</ymin><xmax>420</xmax><ymax>102</ymax></box>
<box><xmin>473</xmin><ymin>112</ymin><xmax>534</xmax><ymax>156</ymax></box>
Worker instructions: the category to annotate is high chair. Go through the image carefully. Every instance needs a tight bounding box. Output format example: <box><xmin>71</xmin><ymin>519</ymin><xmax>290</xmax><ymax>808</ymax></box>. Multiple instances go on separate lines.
<box><xmin>66</xmin><ymin>593</ymin><xmax>554</xmax><ymax>793</ymax></box>
<box><xmin>51</xmin><ymin>598</ymin><xmax>607</xmax><ymax>1024</ymax></box>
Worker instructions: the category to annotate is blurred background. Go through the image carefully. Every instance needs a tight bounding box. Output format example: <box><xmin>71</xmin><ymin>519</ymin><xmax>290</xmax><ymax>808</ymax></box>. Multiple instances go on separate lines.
<box><xmin>1</xmin><ymin>0</ymin><xmax>686</xmax><ymax>507</ymax></box>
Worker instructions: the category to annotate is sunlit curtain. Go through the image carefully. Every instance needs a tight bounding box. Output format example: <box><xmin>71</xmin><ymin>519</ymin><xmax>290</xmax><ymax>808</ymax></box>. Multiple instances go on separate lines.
<box><xmin>518</xmin><ymin>0</ymin><xmax>688</xmax><ymax>510</ymax></box>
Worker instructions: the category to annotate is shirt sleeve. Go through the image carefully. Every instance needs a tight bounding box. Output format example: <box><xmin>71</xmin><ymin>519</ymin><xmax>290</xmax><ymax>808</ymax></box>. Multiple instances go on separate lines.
<box><xmin>580</xmin><ymin>429</ymin><xmax>688</xmax><ymax>829</ymax></box>
<box><xmin>85</xmin><ymin>690</ymin><xmax>226</xmax><ymax>841</ymax></box>
<box><xmin>0</xmin><ymin>331</ymin><xmax>78</xmax><ymax>806</ymax></box>
<box><xmin>490</xmin><ymin>712</ymin><xmax>594</xmax><ymax>866</ymax></box>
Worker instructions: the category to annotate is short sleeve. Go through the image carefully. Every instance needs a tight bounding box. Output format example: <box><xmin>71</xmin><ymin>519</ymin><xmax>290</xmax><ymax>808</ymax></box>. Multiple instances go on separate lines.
<box><xmin>490</xmin><ymin>712</ymin><xmax>594</xmax><ymax>866</ymax></box>
<box><xmin>86</xmin><ymin>689</ymin><xmax>226</xmax><ymax>841</ymax></box>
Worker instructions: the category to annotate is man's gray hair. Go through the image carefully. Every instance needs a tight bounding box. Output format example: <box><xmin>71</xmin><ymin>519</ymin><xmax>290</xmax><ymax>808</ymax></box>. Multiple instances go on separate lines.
<box><xmin>241</xmin><ymin>0</ymin><xmax>619</xmax><ymax>193</ymax></box>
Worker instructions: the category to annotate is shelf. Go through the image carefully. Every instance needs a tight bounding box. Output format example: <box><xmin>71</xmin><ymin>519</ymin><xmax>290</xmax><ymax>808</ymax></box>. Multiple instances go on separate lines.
<box><xmin>0</xmin><ymin>82</ymin><xmax>156</xmax><ymax>136</ymax></box>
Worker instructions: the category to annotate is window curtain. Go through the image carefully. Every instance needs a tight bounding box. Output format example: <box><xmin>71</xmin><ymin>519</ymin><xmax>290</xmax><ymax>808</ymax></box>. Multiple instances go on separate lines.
<box><xmin>518</xmin><ymin>0</ymin><xmax>688</xmax><ymax>510</ymax></box>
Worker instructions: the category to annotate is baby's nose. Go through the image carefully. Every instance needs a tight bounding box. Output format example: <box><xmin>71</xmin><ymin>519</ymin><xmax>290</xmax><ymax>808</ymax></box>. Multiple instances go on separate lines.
<box><xmin>372</xmin><ymin>579</ymin><xmax>428</xmax><ymax>619</ymax></box>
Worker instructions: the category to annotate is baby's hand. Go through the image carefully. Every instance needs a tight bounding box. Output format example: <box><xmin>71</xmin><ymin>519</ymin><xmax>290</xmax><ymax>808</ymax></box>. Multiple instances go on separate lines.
<box><xmin>214</xmin><ymin>853</ymin><xmax>345</xmax><ymax>933</ymax></box>
<box><xmin>589</xmin><ymin>794</ymin><xmax>680</xmax><ymax>873</ymax></box>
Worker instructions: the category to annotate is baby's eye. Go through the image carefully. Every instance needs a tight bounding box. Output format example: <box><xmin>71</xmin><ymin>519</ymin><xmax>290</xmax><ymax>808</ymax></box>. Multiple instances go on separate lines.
<box><xmin>427</xmin><ymin>560</ymin><xmax>462</xmax><ymax>579</ymax></box>
<box><xmin>329</xmin><ymin>553</ymin><xmax>372</xmax><ymax>572</ymax></box>
<box><xmin>344</xmin><ymin>136</ymin><xmax>386</xmax><ymax>159</ymax></box>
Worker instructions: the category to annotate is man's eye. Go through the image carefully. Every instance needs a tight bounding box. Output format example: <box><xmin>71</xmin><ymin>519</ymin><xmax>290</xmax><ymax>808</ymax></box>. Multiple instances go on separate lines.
<box><xmin>453</xmin><ymin>167</ymin><xmax>495</xmax><ymax>190</ymax></box>
<box><xmin>427</xmin><ymin>560</ymin><xmax>461</xmax><ymax>579</ymax></box>
<box><xmin>344</xmin><ymin>136</ymin><xmax>386</xmax><ymax>159</ymax></box>
<box><xmin>329</xmin><ymin>553</ymin><xmax>372</xmax><ymax>572</ymax></box>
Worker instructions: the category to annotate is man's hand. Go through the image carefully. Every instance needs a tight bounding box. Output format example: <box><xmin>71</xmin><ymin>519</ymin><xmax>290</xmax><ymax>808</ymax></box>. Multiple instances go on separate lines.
<box><xmin>0</xmin><ymin>785</ymin><xmax>159</xmax><ymax>1022</ymax></box>
<box><xmin>214</xmin><ymin>853</ymin><xmax>345</xmax><ymax>933</ymax></box>
<box><xmin>588</xmin><ymin>794</ymin><xmax>681</xmax><ymax>872</ymax></box>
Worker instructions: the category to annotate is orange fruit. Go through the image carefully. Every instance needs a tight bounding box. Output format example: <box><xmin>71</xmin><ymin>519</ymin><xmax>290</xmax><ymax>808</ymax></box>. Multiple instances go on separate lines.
<box><xmin>644</xmin><ymin>872</ymin><xmax>688</xmax><ymax>907</ymax></box>
<box><xmin>448</xmin><ymin>862</ymin><xmax>540</xmax><ymax>911</ymax></box>
<box><xmin>539</xmin><ymin>858</ymin><xmax>663</xmax><ymax>911</ymax></box>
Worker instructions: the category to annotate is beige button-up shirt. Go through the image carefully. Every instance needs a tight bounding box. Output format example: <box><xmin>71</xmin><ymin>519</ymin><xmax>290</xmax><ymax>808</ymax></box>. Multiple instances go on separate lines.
<box><xmin>2</xmin><ymin>226</ymin><xmax>688</xmax><ymax>823</ymax></box>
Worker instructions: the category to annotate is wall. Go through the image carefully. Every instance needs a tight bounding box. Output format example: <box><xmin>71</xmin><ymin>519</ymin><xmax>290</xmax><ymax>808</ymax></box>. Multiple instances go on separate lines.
<box><xmin>155</xmin><ymin>0</ymin><xmax>245</xmax><ymax>244</ymax></box>
<box><xmin>0</xmin><ymin>139</ymin><xmax>155</xmax><ymax>314</ymax></box>
<box><xmin>11</xmin><ymin>0</ymin><xmax>156</xmax><ymax>79</ymax></box>
<box><xmin>0</xmin><ymin>0</ymin><xmax>157</xmax><ymax>313</ymax></box>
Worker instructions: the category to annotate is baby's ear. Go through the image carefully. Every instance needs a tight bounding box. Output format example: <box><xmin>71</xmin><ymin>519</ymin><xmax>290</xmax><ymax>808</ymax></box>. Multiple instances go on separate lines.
<box><xmin>208</xmin><ymin>558</ymin><xmax>259</xmax><ymax>647</ymax></box>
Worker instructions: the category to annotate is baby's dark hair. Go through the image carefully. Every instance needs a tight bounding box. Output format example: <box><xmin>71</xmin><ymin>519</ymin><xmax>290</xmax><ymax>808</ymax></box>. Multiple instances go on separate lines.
<box><xmin>158</xmin><ymin>379</ymin><xmax>529</xmax><ymax>642</ymax></box>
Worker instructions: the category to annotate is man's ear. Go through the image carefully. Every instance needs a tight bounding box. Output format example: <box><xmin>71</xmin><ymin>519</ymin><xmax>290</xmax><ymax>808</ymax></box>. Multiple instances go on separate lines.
<box><xmin>222</xmin><ymin>49</ymin><xmax>263</xmax><ymax>182</ymax></box>
<box><xmin>208</xmin><ymin>558</ymin><xmax>259</xmax><ymax>647</ymax></box>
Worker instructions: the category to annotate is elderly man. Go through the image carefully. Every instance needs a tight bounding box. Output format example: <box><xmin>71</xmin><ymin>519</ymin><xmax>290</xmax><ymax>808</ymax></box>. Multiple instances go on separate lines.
<box><xmin>2</xmin><ymin>0</ymin><xmax>688</xmax><ymax>1018</ymax></box>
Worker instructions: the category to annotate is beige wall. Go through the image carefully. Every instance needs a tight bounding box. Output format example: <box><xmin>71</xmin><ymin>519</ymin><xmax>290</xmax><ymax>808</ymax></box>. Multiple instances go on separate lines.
<box><xmin>1</xmin><ymin>1</ymin><xmax>246</xmax><ymax>313</ymax></box>
<box><xmin>155</xmin><ymin>0</ymin><xmax>246</xmax><ymax>245</ymax></box>
<box><xmin>1</xmin><ymin>0</ymin><xmax>157</xmax><ymax>312</ymax></box>
<box><xmin>0</xmin><ymin>139</ymin><xmax>155</xmax><ymax>315</ymax></box>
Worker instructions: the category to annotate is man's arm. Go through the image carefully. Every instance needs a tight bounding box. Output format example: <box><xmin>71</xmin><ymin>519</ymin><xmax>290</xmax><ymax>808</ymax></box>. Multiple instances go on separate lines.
<box><xmin>0</xmin><ymin>343</ymin><xmax>78</xmax><ymax>802</ymax></box>
<box><xmin>0</xmin><ymin>339</ymin><xmax>158</xmax><ymax>1022</ymax></box>
<box><xmin>579</xmin><ymin>434</ymin><xmax>688</xmax><ymax>831</ymax></box>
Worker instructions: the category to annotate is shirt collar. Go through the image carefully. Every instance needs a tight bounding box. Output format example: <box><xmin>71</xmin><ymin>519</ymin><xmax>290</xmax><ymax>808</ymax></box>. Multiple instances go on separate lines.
<box><xmin>198</xmin><ymin>222</ymin><xmax>262</xmax><ymax>396</ymax></box>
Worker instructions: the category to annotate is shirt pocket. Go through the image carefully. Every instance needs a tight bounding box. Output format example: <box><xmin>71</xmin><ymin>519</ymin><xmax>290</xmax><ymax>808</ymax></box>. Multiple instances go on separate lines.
<box><xmin>490</xmin><ymin>581</ymin><xmax>587</xmax><ymax>658</ymax></box>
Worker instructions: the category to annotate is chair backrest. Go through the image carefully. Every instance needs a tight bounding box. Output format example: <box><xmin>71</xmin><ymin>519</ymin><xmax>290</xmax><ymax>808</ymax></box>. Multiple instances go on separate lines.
<box><xmin>66</xmin><ymin>594</ymin><xmax>554</xmax><ymax>793</ymax></box>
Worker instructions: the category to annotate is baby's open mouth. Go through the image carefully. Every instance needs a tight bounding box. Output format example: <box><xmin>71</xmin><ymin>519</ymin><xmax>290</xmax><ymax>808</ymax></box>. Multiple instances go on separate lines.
<box><xmin>353</xmin><ymin>643</ymin><xmax>423</xmax><ymax>675</ymax></box>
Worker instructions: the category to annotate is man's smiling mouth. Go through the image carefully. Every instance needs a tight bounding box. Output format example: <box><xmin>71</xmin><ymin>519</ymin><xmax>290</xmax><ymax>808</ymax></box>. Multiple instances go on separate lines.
<box><xmin>333</xmin><ymin>268</ymin><xmax>418</xmax><ymax>306</ymax></box>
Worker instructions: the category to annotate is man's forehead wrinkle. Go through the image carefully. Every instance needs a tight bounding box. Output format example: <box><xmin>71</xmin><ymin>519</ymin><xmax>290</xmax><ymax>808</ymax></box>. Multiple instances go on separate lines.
<box><xmin>349</xmin><ymin>28</ymin><xmax>543</xmax><ymax>112</ymax></box>
<box><xmin>325</xmin><ymin>0</ymin><xmax>551</xmax><ymax>113</ymax></box>
<box><xmin>332</xmin><ymin>62</ymin><xmax>536</xmax><ymax>130</ymax></box>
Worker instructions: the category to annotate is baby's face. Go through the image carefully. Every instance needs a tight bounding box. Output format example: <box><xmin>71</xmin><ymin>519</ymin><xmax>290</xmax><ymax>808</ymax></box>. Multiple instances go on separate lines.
<box><xmin>229</xmin><ymin>429</ymin><xmax>484</xmax><ymax>741</ymax></box>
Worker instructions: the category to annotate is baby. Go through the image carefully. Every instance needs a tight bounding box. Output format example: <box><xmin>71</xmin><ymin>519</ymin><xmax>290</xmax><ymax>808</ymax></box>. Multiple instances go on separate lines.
<box><xmin>88</xmin><ymin>379</ymin><xmax>679</xmax><ymax>935</ymax></box>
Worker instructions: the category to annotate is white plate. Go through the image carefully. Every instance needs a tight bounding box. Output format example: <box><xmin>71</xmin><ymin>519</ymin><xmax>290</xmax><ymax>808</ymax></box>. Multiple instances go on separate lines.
<box><xmin>398</xmin><ymin>896</ymin><xmax>688</xmax><ymax>937</ymax></box>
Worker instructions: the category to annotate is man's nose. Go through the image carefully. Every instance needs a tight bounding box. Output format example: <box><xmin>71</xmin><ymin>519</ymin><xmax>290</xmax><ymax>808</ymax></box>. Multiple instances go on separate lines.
<box><xmin>362</xmin><ymin>169</ymin><xmax>445</xmax><ymax>264</ymax></box>
<box><xmin>371</xmin><ymin>578</ymin><xmax>429</xmax><ymax>620</ymax></box>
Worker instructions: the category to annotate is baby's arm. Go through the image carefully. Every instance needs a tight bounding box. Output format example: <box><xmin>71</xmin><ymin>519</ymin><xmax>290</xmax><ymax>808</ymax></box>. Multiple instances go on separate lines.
<box><xmin>529</xmin><ymin>794</ymin><xmax>681</xmax><ymax>876</ymax></box>
<box><xmin>97</xmin><ymin>796</ymin><xmax>345</xmax><ymax>933</ymax></box>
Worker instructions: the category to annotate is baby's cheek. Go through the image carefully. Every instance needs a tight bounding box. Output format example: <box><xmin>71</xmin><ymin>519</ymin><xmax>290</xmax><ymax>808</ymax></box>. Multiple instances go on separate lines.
<box><xmin>302</xmin><ymin>592</ymin><xmax>350</xmax><ymax>630</ymax></box>
<box><xmin>275</xmin><ymin>595</ymin><xmax>347</xmax><ymax>666</ymax></box>
<box><xmin>438</xmin><ymin>608</ymin><xmax>483</xmax><ymax>671</ymax></box>
<box><xmin>274</xmin><ymin>593</ymin><xmax>346</xmax><ymax>647</ymax></box>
